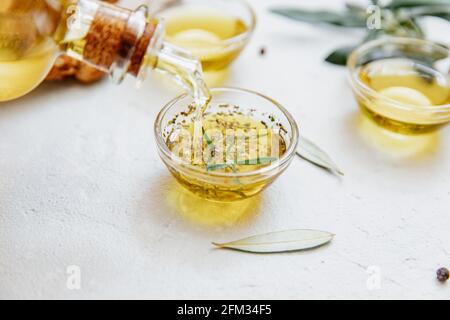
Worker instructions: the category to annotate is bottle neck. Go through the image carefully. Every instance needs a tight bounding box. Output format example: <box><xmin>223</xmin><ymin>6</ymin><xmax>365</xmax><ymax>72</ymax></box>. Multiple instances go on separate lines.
<box><xmin>59</xmin><ymin>0</ymin><xmax>162</xmax><ymax>83</ymax></box>
<box><xmin>58</xmin><ymin>0</ymin><xmax>209</xmax><ymax>103</ymax></box>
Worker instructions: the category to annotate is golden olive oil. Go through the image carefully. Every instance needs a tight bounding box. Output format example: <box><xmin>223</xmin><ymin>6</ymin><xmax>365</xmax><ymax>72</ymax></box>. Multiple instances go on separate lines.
<box><xmin>163</xmin><ymin>7</ymin><xmax>248</xmax><ymax>71</ymax></box>
<box><xmin>165</xmin><ymin>106</ymin><xmax>287</xmax><ymax>201</ymax></box>
<box><xmin>0</xmin><ymin>37</ymin><xmax>57</xmax><ymax>102</ymax></box>
<box><xmin>167</xmin><ymin>179</ymin><xmax>261</xmax><ymax>227</ymax></box>
<box><xmin>0</xmin><ymin>2</ymin><xmax>59</xmax><ymax>102</ymax></box>
<box><xmin>356</xmin><ymin>58</ymin><xmax>450</xmax><ymax>134</ymax></box>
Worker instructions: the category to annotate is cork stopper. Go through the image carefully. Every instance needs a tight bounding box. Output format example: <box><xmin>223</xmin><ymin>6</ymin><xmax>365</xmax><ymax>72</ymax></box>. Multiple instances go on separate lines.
<box><xmin>128</xmin><ymin>19</ymin><xmax>156</xmax><ymax>76</ymax></box>
<box><xmin>82</xmin><ymin>3</ymin><xmax>157</xmax><ymax>78</ymax></box>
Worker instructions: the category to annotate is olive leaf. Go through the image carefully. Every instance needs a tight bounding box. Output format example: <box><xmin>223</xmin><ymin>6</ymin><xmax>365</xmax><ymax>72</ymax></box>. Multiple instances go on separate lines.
<box><xmin>213</xmin><ymin>229</ymin><xmax>335</xmax><ymax>253</ymax></box>
<box><xmin>325</xmin><ymin>46</ymin><xmax>357</xmax><ymax>66</ymax></box>
<box><xmin>270</xmin><ymin>1</ymin><xmax>450</xmax><ymax>66</ymax></box>
<box><xmin>296</xmin><ymin>136</ymin><xmax>344</xmax><ymax>176</ymax></box>
<box><xmin>394</xmin><ymin>17</ymin><xmax>423</xmax><ymax>36</ymax></box>
<box><xmin>270</xmin><ymin>8</ymin><xmax>367</xmax><ymax>27</ymax></box>
<box><xmin>427</xmin><ymin>12</ymin><xmax>450</xmax><ymax>21</ymax></box>
<box><xmin>324</xmin><ymin>29</ymin><xmax>387</xmax><ymax>66</ymax></box>
<box><xmin>345</xmin><ymin>3</ymin><xmax>366</xmax><ymax>13</ymax></box>
<box><xmin>386</xmin><ymin>0</ymin><xmax>450</xmax><ymax>9</ymax></box>
<box><xmin>400</xmin><ymin>5</ymin><xmax>450</xmax><ymax>21</ymax></box>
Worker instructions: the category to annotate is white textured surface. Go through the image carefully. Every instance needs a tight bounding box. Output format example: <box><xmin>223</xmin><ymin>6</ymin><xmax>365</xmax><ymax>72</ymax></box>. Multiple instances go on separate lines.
<box><xmin>1</xmin><ymin>0</ymin><xmax>450</xmax><ymax>299</ymax></box>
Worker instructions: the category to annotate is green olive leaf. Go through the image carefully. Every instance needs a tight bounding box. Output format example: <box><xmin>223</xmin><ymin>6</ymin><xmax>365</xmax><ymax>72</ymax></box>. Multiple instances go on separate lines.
<box><xmin>345</xmin><ymin>3</ymin><xmax>366</xmax><ymax>13</ymax></box>
<box><xmin>386</xmin><ymin>0</ymin><xmax>450</xmax><ymax>9</ymax></box>
<box><xmin>270</xmin><ymin>8</ymin><xmax>367</xmax><ymax>27</ymax></box>
<box><xmin>400</xmin><ymin>5</ymin><xmax>450</xmax><ymax>21</ymax></box>
<box><xmin>325</xmin><ymin>45</ymin><xmax>357</xmax><ymax>65</ymax></box>
<box><xmin>427</xmin><ymin>12</ymin><xmax>450</xmax><ymax>21</ymax></box>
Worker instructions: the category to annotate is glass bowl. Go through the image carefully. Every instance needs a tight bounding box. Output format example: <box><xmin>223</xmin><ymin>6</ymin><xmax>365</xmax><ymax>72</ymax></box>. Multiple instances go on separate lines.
<box><xmin>347</xmin><ymin>37</ymin><xmax>450</xmax><ymax>134</ymax></box>
<box><xmin>154</xmin><ymin>0</ymin><xmax>256</xmax><ymax>71</ymax></box>
<box><xmin>154</xmin><ymin>87</ymin><xmax>299</xmax><ymax>202</ymax></box>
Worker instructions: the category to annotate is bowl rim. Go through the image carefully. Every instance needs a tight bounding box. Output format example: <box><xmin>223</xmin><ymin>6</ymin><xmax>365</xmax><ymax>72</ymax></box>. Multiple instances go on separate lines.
<box><xmin>154</xmin><ymin>87</ymin><xmax>299</xmax><ymax>178</ymax></box>
<box><xmin>155</xmin><ymin>0</ymin><xmax>257</xmax><ymax>47</ymax></box>
<box><xmin>347</xmin><ymin>37</ymin><xmax>450</xmax><ymax>113</ymax></box>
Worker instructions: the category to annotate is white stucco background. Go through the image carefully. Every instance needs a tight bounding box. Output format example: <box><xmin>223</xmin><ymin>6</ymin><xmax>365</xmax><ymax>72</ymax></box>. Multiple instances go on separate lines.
<box><xmin>1</xmin><ymin>0</ymin><xmax>449</xmax><ymax>299</ymax></box>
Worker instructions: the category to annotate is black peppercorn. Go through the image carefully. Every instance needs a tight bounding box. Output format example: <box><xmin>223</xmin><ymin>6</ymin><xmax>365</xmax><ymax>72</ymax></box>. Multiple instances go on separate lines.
<box><xmin>259</xmin><ymin>47</ymin><xmax>266</xmax><ymax>56</ymax></box>
<box><xmin>436</xmin><ymin>267</ymin><xmax>449</xmax><ymax>282</ymax></box>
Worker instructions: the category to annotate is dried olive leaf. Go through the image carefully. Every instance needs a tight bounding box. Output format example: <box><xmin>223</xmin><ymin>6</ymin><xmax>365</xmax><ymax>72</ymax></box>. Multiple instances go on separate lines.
<box><xmin>213</xmin><ymin>229</ymin><xmax>335</xmax><ymax>253</ymax></box>
<box><xmin>270</xmin><ymin>8</ymin><xmax>367</xmax><ymax>27</ymax></box>
<box><xmin>296</xmin><ymin>136</ymin><xmax>344</xmax><ymax>176</ymax></box>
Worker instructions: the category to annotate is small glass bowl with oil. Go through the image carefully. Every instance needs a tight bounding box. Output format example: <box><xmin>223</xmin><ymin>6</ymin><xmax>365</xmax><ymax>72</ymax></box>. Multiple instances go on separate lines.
<box><xmin>153</xmin><ymin>0</ymin><xmax>256</xmax><ymax>72</ymax></box>
<box><xmin>154</xmin><ymin>87</ymin><xmax>299</xmax><ymax>202</ymax></box>
<box><xmin>348</xmin><ymin>37</ymin><xmax>450</xmax><ymax>134</ymax></box>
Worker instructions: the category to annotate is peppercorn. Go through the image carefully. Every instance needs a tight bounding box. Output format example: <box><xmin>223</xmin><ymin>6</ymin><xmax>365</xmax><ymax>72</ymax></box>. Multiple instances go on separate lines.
<box><xmin>259</xmin><ymin>47</ymin><xmax>266</xmax><ymax>56</ymax></box>
<box><xmin>436</xmin><ymin>267</ymin><xmax>449</xmax><ymax>282</ymax></box>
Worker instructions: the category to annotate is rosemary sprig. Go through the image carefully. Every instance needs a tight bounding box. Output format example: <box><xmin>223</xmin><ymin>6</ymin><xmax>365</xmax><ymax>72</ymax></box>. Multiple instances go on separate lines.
<box><xmin>236</xmin><ymin>157</ymin><xmax>278</xmax><ymax>166</ymax></box>
<box><xmin>202</xmin><ymin>127</ymin><xmax>214</xmax><ymax>146</ymax></box>
<box><xmin>206</xmin><ymin>163</ymin><xmax>232</xmax><ymax>171</ymax></box>
<box><xmin>202</xmin><ymin>127</ymin><xmax>279</xmax><ymax>172</ymax></box>
<box><xmin>206</xmin><ymin>157</ymin><xmax>278</xmax><ymax>172</ymax></box>
<box><xmin>201</xmin><ymin>128</ymin><xmax>245</xmax><ymax>187</ymax></box>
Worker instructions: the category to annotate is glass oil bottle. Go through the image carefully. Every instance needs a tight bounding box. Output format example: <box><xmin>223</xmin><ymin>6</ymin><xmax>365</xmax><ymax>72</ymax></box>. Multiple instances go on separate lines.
<box><xmin>0</xmin><ymin>0</ymin><xmax>210</xmax><ymax>105</ymax></box>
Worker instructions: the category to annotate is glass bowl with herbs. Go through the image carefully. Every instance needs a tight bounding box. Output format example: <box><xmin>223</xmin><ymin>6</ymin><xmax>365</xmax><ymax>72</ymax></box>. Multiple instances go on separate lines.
<box><xmin>154</xmin><ymin>87</ymin><xmax>299</xmax><ymax>202</ymax></box>
<box><xmin>348</xmin><ymin>37</ymin><xmax>450</xmax><ymax>134</ymax></box>
<box><xmin>154</xmin><ymin>0</ymin><xmax>256</xmax><ymax>72</ymax></box>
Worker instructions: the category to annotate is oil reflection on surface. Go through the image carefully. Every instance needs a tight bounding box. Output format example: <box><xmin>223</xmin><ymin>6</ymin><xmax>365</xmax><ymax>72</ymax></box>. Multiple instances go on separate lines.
<box><xmin>355</xmin><ymin>112</ymin><xmax>440</xmax><ymax>160</ymax></box>
<box><xmin>166</xmin><ymin>180</ymin><xmax>261</xmax><ymax>229</ymax></box>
